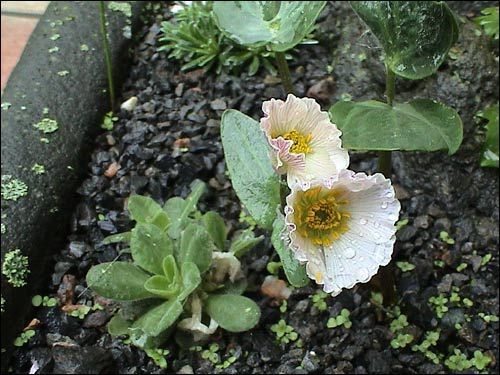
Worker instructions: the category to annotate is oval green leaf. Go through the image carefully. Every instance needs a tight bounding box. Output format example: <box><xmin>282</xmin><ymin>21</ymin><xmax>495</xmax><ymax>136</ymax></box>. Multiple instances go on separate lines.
<box><xmin>177</xmin><ymin>262</ymin><xmax>202</xmax><ymax>301</ymax></box>
<box><xmin>351</xmin><ymin>1</ymin><xmax>459</xmax><ymax>79</ymax></box>
<box><xmin>202</xmin><ymin>211</ymin><xmax>228</xmax><ymax>250</ymax></box>
<box><xmin>132</xmin><ymin>299</ymin><xmax>183</xmax><ymax>337</ymax></box>
<box><xmin>329</xmin><ymin>99</ymin><xmax>463</xmax><ymax>154</ymax></box>
<box><xmin>179</xmin><ymin>223</ymin><xmax>213</xmax><ymax>274</ymax></box>
<box><xmin>271</xmin><ymin>213</ymin><xmax>309</xmax><ymax>288</ymax></box>
<box><xmin>221</xmin><ymin>109</ymin><xmax>280</xmax><ymax>230</ymax></box>
<box><xmin>131</xmin><ymin>223</ymin><xmax>173</xmax><ymax>275</ymax></box>
<box><xmin>204</xmin><ymin>294</ymin><xmax>261</xmax><ymax>332</ymax></box>
<box><xmin>86</xmin><ymin>262</ymin><xmax>155</xmax><ymax>301</ymax></box>
<box><xmin>213</xmin><ymin>1</ymin><xmax>326</xmax><ymax>52</ymax></box>
<box><xmin>128</xmin><ymin>195</ymin><xmax>170</xmax><ymax>230</ymax></box>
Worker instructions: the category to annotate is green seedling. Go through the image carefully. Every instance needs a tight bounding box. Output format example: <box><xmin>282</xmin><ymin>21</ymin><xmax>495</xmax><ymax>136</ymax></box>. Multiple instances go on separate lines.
<box><xmin>266</xmin><ymin>261</ymin><xmax>282</xmax><ymax>275</ymax></box>
<box><xmin>474</xmin><ymin>6</ymin><xmax>499</xmax><ymax>39</ymax></box>
<box><xmin>311</xmin><ymin>290</ymin><xmax>328</xmax><ymax>311</ymax></box>
<box><xmin>327</xmin><ymin>309</ymin><xmax>352</xmax><ymax>329</ymax></box>
<box><xmin>33</xmin><ymin>118</ymin><xmax>58</xmax><ymax>134</ymax></box>
<box><xmin>428</xmin><ymin>295</ymin><xmax>448</xmax><ymax>318</ymax></box>
<box><xmin>478</xmin><ymin>312</ymin><xmax>499</xmax><ymax>323</ymax></box>
<box><xmin>390</xmin><ymin>314</ymin><xmax>409</xmax><ymax>333</ymax></box>
<box><xmin>445</xmin><ymin>349</ymin><xmax>471</xmax><ymax>371</ymax></box>
<box><xmin>390</xmin><ymin>333</ymin><xmax>413</xmax><ymax>349</ymax></box>
<box><xmin>201</xmin><ymin>343</ymin><xmax>220</xmax><ymax>364</ymax></box>
<box><xmin>271</xmin><ymin>319</ymin><xmax>298</xmax><ymax>344</ymax></box>
<box><xmin>471</xmin><ymin>350</ymin><xmax>492</xmax><ymax>370</ymax></box>
<box><xmin>481</xmin><ymin>253</ymin><xmax>493</xmax><ymax>267</ymax></box>
<box><xmin>456</xmin><ymin>262</ymin><xmax>467</xmax><ymax>272</ymax></box>
<box><xmin>439</xmin><ymin>231</ymin><xmax>455</xmax><ymax>245</ymax></box>
<box><xmin>396</xmin><ymin>261</ymin><xmax>415</xmax><ymax>272</ymax></box>
<box><xmin>32</xmin><ymin>295</ymin><xmax>58</xmax><ymax>307</ymax></box>
<box><xmin>101</xmin><ymin>111</ymin><xmax>118</xmax><ymax>131</ymax></box>
<box><xmin>69</xmin><ymin>305</ymin><xmax>91</xmax><ymax>319</ymax></box>
<box><xmin>13</xmin><ymin>330</ymin><xmax>35</xmax><ymax>347</ymax></box>
<box><xmin>145</xmin><ymin>348</ymin><xmax>169</xmax><ymax>369</ymax></box>
<box><xmin>476</xmin><ymin>104</ymin><xmax>499</xmax><ymax>168</ymax></box>
<box><xmin>31</xmin><ymin>164</ymin><xmax>46</xmax><ymax>175</ymax></box>
<box><xmin>279</xmin><ymin>300</ymin><xmax>288</xmax><ymax>313</ymax></box>
<box><xmin>395</xmin><ymin>218</ymin><xmax>409</xmax><ymax>230</ymax></box>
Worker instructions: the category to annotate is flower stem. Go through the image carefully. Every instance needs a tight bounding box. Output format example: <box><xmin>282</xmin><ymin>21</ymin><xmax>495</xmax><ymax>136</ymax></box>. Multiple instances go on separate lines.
<box><xmin>372</xmin><ymin>66</ymin><xmax>396</xmax><ymax>306</ymax></box>
<box><xmin>275</xmin><ymin>52</ymin><xmax>295</xmax><ymax>95</ymax></box>
<box><xmin>99</xmin><ymin>1</ymin><xmax>115</xmax><ymax>111</ymax></box>
<box><xmin>377</xmin><ymin>66</ymin><xmax>395</xmax><ymax>177</ymax></box>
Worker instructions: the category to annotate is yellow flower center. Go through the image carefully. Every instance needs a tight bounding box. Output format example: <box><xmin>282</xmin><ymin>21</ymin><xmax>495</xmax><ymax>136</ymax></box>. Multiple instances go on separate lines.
<box><xmin>294</xmin><ymin>187</ymin><xmax>350</xmax><ymax>246</ymax></box>
<box><xmin>282</xmin><ymin>130</ymin><xmax>312</xmax><ymax>154</ymax></box>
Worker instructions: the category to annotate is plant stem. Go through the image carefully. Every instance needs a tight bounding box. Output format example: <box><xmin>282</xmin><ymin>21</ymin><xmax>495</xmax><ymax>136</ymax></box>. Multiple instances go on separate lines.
<box><xmin>377</xmin><ymin>66</ymin><xmax>395</xmax><ymax>178</ymax></box>
<box><xmin>99</xmin><ymin>1</ymin><xmax>115</xmax><ymax>111</ymax></box>
<box><xmin>372</xmin><ymin>66</ymin><xmax>397</xmax><ymax>306</ymax></box>
<box><xmin>275</xmin><ymin>51</ymin><xmax>295</xmax><ymax>95</ymax></box>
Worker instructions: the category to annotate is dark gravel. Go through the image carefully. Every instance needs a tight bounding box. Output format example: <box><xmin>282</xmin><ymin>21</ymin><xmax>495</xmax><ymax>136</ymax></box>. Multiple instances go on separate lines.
<box><xmin>9</xmin><ymin>2</ymin><xmax>498</xmax><ymax>374</ymax></box>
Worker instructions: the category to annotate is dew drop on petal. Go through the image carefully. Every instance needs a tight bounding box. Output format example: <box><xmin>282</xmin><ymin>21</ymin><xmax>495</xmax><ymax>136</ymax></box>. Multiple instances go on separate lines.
<box><xmin>357</xmin><ymin>268</ymin><xmax>370</xmax><ymax>282</ymax></box>
<box><xmin>381</xmin><ymin>202</ymin><xmax>388</xmax><ymax>209</ymax></box>
<box><xmin>344</xmin><ymin>247</ymin><xmax>356</xmax><ymax>259</ymax></box>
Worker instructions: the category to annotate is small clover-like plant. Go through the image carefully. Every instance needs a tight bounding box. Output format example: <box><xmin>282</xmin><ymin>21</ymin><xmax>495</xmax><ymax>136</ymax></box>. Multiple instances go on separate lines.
<box><xmin>445</xmin><ymin>349</ymin><xmax>471</xmax><ymax>371</ymax></box>
<box><xmin>145</xmin><ymin>348</ymin><xmax>169</xmax><ymax>369</ymax></box>
<box><xmin>13</xmin><ymin>329</ymin><xmax>36</xmax><ymax>347</ymax></box>
<box><xmin>428</xmin><ymin>295</ymin><xmax>449</xmax><ymax>318</ymax></box>
<box><xmin>86</xmin><ymin>180</ymin><xmax>262</xmax><ymax>350</ymax></box>
<box><xmin>271</xmin><ymin>319</ymin><xmax>298</xmax><ymax>344</ymax></box>
<box><xmin>327</xmin><ymin>308</ymin><xmax>352</xmax><ymax>329</ymax></box>
<box><xmin>390</xmin><ymin>333</ymin><xmax>413</xmax><ymax>349</ymax></box>
<box><xmin>32</xmin><ymin>295</ymin><xmax>58</xmax><ymax>307</ymax></box>
<box><xmin>311</xmin><ymin>290</ymin><xmax>328</xmax><ymax>311</ymax></box>
<box><xmin>101</xmin><ymin>111</ymin><xmax>118</xmax><ymax>131</ymax></box>
<box><xmin>471</xmin><ymin>350</ymin><xmax>492</xmax><ymax>371</ymax></box>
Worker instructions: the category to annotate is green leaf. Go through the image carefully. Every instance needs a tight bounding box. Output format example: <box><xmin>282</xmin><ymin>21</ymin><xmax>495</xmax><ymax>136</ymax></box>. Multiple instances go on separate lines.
<box><xmin>204</xmin><ymin>294</ymin><xmax>260</xmax><ymax>332</ymax></box>
<box><xmin>128</xmin><ymin>195</ymin><xmax>170</xmax><ymax>230</ymax></box>
<box><xmin>179</xmin><ymin>223</ymin><xmax>213</xmax><ymax>274</ymax></box>
<box><xmin>478</xmin><ymin>103</ymin><xmax>499</xmax><ymax>168</ymax></box>
<box><xmin>474</xmin><ymin>6</ymin><xmax>499</xmax><ymax>40</ymax></box>
<box><xmin>163</xmin><ymin>180</ymin><xmax>206</xmax><ymax>239</ymax></box>
<box><xmin>221</xmin><ymin>110</ymin><xmax>280</xmax><ymax>230</ymax></box>
<box><xmin>229</xmin><ymin>229</ymin><xmax>264</xmax><ymax>258</ymax></box>
<box><xmin>102</xmin><ymin>231</ymin><xmax>131</xmax><ymax>245</ymax></box>
<box><xmin>177</xmin><ymin>262</ymin><xmax>201</xmax><ymax>301</ymax></box>
<box><xmin>329</xmin><ymin>99</ymin><xmax>463</xmax><ymax>154</ymax></box>
<box><xmin>144</xmin><ymin>275</ymin><xmax>180</xmax><ymax>299</ymax></box>
<box><xmin>131</xmin><ymin>223</ymin><xmax>173</xmax><ymax>275</ymax></box>
<box><xmin>271</xmin><ymin>214</ymin><xmax>309</xmax><ymax>288</ymax></box>
<box><xmin>213</xmin><ymin>1</ymin><xmax>326</xmax><ymax>52</ymax></box>
<box><xmin>351</xmin><ymin>1</ymin><xmax>459</xmax><ymax>79</ymax></box>
<box><xmin>202</xmin><ymin>211</ymin><xmax>227</xmax><ymax>250</ymax></box>
<box><xmin>107</xmin><ymin>314</ymin><xmax>132</xmax><ymax>337</ymax></box>
<box><xmin>86</xmin><ymin>262</ymin><xmax>155</xmax><ymax>301</ymax></box>
<box><xmin>132</xmin><ymin>299</ymin><xmax>183</xmax><ymax>337</ymax></box>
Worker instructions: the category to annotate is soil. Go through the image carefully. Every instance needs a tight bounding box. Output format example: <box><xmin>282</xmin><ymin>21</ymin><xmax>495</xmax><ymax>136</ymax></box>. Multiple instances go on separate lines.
<box><xmin>8</xmin><ymin>2</ymin><xmax>498</xmax><ymax>374</ymax></box>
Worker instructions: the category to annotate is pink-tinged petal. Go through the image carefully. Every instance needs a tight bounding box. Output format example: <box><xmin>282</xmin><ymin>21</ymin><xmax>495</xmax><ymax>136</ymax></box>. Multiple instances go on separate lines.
<box><xmin>261</xmin><ymin>94</ymin><xmax>349</xmax><ymax>183</ymax></box>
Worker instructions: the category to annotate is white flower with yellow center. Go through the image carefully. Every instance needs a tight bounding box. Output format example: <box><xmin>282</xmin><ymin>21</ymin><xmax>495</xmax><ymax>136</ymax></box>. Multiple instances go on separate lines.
<box><xmin>261</xmin><ymin>94</ymin><xmax>349</xmax><ymax>185</ymax></box>
<box><xmin>285</xmin><ymin>169</ymin><xmax>401</xmax><ymax>296</ymax></box>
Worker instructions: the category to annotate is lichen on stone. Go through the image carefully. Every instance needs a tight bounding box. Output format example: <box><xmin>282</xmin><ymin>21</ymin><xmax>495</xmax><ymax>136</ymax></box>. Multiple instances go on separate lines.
<box><xmin>1</xmin><ymin>175</ymin><xmax>28</xmax><ymax>201</ymax></box>
<box><xmin>31</xmin><ymin>164</ymin><xmax>46</xmax><ymax>175</ymax></box>
<box><xmin>57</xmin><ymin>70</ymin><xmax>69</xmax><ymax>77</ymax></box>
<box><xmin>33</xmin><ymin>118</ymin><xmax>58</xmax><ymax>134</ymax></box>
<box><xmin>2</xmin><ymin>249</ymin><xmax>30</xmax><ymax>288</ymax></box>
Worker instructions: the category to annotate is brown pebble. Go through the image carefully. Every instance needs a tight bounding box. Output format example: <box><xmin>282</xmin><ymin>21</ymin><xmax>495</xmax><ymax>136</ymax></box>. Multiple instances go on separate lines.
<box><xmin>57</xmin><ymin>274</ymin><xmax>76</xmax><ymax>306</ymax></box>
<box><xmin>104</xmin><ymin>162</ymin><xmax>119</xmax><ymax>178</ymax></box>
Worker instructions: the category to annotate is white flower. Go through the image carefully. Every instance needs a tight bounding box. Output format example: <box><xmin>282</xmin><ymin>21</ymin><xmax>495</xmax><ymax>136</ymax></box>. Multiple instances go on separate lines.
<box><xmin>178</xmin><ymin>294</ymin><xmax>218</xmax><ymax>341</ymax></box>
<box><xmin>210</xmin><ymin>251</ymin><xmax>243</xmax><ymax>283</ymax></box>
<box><xmin>261</xmin><ymin>94</ymin><xmax>349</xmax><ymax>185</ymax></box>
<box><xmin>284</xmin><ymin>169</ymin><xmax>401</xmax><ymax>296</ymax></box>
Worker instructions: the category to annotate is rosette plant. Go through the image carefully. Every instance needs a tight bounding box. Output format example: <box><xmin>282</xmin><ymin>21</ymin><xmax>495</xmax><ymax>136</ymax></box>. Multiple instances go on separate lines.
<box><xmin>86</xmin><ymin>180</ymin><xmax>262</xmax><ymax>349</ymax></box>
<box><xmin>213</xmin><ymin>1</ymin><xmax>326</xmax><ymax>93</ymax></box>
